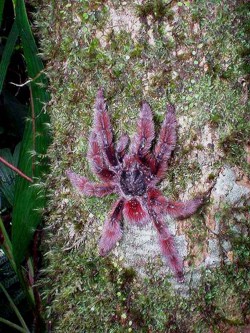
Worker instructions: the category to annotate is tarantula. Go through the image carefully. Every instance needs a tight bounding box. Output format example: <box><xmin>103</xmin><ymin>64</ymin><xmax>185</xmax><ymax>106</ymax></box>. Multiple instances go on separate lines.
<box><xmin>67</xmin><ymin>90</ymin><xmax>204</xmax><ymax>281</ymax></box>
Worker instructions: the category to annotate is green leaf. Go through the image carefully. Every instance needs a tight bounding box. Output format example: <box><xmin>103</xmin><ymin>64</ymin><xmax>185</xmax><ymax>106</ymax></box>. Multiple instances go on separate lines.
<box><xmin>0</xmin><ymin>0</ymin><xmax>5</xmax><ymax>27</ymax></box>
<box><xmin>0</xmin><ymin>217</ymin><xmax>17</xmax><ymax>274</ymax></box>
<box><xmin>0</xmin><ymin>145</ymin><xmax>20</xmax><ymax>206</ymax></box>
<box><xmin>13</xmin><ymin>143</ymin><xmax>21</xmax><ymax>166</ymax></box>
<box><xmin>2</xmin><ymin>90</ymin><xmax>28</xmax><ymax>137</ymax></box>
<box><xmin>11</xmin><ymin>0</ymin><xmax>51</xmax><ymax>264</ymax></box>
<box><xmin>0</xmin><ymin>282</ymin><xmax>30</xmax><ymax>333</ymax></box>
<box><xmin>0</xmin><ymin>20</ymin><xmax>19</xmax><ymax>93</ymax></box>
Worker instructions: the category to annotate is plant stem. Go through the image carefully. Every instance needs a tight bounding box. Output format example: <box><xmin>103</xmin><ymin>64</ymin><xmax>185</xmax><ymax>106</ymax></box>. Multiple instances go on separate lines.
<box><xmin>16</xmin><ymin>266</ymin><xmax>36</xmax><ymax>308</ymax></box>
<box><xmin>0</xmin><ymin>282</ymin><xmax>31</xmax><ymax>332</ymax></box>
<box><xmin>0</xmin><ymin>317</ymin><xmax>28</xmax><ymax>333</ymax></box>
<box><xmin>0</xmin><ymin>157</ymin><xmax>33</xmax><ymax>183</ymax></box>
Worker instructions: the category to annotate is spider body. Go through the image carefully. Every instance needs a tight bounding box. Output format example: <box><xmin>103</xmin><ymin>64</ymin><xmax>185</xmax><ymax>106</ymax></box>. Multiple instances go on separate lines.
<box><xmin>67</xmin><ymin>90</ymin><xmax>204</xmax><ymax>281</ymax></box>
<box><xmin>120</xmin><ymin>159</ymin><xmax>151</xmax><ymax>196</ymax></box>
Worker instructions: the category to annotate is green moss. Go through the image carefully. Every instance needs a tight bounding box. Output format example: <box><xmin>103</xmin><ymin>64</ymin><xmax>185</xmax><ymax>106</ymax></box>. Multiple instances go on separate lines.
<box><xmin>208</xmin><ymin>173</ymin><xmax>216</xmax><ymax>181</ymax></box>
<box><xmin>219</xmin><ymin>123</ymin><xmax>250</xmax><ymax>176</ymax></box>
<box><xmin>217</xmin><ymin>204</ymin><xmax>250</xmax><ymax>267</ymax></box>
<box><xmin>135</xmin><ymin>0</ymin><xmax>173</xmax><ymax>21</ymax></box>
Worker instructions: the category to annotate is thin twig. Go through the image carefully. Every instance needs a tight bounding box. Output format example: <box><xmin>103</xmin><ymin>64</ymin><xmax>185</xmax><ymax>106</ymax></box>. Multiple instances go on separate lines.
<box><xmin>9</xmin><ymin>70</ymin><xmax>44</xmax><ymax>87</ymax></box>
<box><xmin>0</xmin><ymin>157</ymin><xmax>33</xmax><ymax>183</ymax></box>
<box><xmin>9</xmin><ymin>78</ymin><xmax>32</xmax><ymax>87</ymax></box>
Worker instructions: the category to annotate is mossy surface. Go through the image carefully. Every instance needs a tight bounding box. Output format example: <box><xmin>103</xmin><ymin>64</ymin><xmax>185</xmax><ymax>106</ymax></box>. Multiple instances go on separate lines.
<box><xmin>34</xmin><ymin>0</ymin><xmax>250</xmax><ymax>331</ymax></box>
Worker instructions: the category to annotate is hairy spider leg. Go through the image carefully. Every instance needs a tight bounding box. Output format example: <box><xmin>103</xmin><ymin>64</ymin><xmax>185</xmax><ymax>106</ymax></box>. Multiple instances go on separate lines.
<box><xmin>151</xmin><ymin>212</ymin><xmax>184</xmax><ymax>282</ymax></box>
<box><xmin>131</xmin><ymin>101</ymin><xmax>155</xmax><ymax>158</ymax></box>
<box><xmin>93</xmin><ymin>89</ymin><xmax>118</xmax><ymax>167</ymax></box>
<box><xmin>87</xmin><ymin>132</ymin><xmax>116</xmax><ymax>182</ymax></box>
<box><xmin>163</xmin><ymin>197</ymin><xmax>204</xmax><ymax>219</ymax></box>
<box><xmin>152</xmin><ymin>104</ymin><xmax>177</xmax><ymax>180</ymax></box>
<box><xmin>99</xmin><ymin>199</ymin><xmax>124</xmax><ymax>256</ymax></box>
<box><xmin>67</xmin><ymin>170</ymin><xmax>117</xmax><ymax>197</ymax></box>
<box><xmin>148</xmin><ymin>187</ymin><xmax>203</xmax><ymax>219</ymax></box>
<box><xmin>116</xmin><ymin>133</ymin><xmax>130</xmax><ymax>162</ymax></box>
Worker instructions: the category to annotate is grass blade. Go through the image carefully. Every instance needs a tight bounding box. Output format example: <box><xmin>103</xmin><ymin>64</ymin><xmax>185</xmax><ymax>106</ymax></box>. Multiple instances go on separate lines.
<box><xmin>11</xmin><ymin>0</ymin><xmax>51</xmax><ymax>265</ymax></box>
<box><xmin>0</xmin><ymin>149</ymin><xmax>16</xmax><ymax>206</ymax></box>
<box><xmin>0</xmin><ymin>20</ymin><xmax>19</xmax><ymax>93</ymax></box>
<box><xmin>0</xmin><ymin>0</ymin><xmax>5</xmax><ymax>27</ymax></box>
<box><xmin>0</xmin><ymin>317</ymin><xmax>27</xmax><ymax>333</ymax></box>
<box><xmin>13</xmin><ymin>142</ymin><xmax>21</xmax><ymax>166</ymax></box>
<box><xmin>0</xmin><ymin>282</ymin><xmax>30</xmax><ymax>333</ymax></box>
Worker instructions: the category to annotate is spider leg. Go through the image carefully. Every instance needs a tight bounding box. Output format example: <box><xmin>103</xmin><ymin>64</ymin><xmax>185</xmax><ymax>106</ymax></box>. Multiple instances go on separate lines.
<box><xmin>163</xmin><ymin>197</ymin><xmax>204</xmax><ymax>219</ymax></box>
<box><xmin>148</xmin><ymin>188</ymin><xmax>204</xmax><ymax>219</ymax></box>
<box><xmin>153</xmin><ymin>104</ymin><xmax>177</xmax><ymax>180</ymax></box>
<box><xmin>131</xmin><ymin>101</ymin><xmax>155</xmax><ymax>159</ymax></box>
<box><xmin>87</xmin><ymin>132</ymin><xmax>116</xmax><ymax>181</ymax></box>
<box><xmin>67</xmin><ymin>170</ymin><xmax>116</xmax><ymax>197</ymax></box>
<box><xmin>149</xmin><ymin>208</ymin><xmax>184</xmax><ymax>281</ymax></box>
<box><xmin>99</xmin><ymin>199</ymin><xmax>124</xmax><ymax>256</ymax></box>
<box><xmin>93</xmin><ymin>89</ymin><xmax>118</xmax><ymax>166</ymax></box>
<box><xmin>116</xmin><ymin>133</ymin><xmax>130</xmax><ymax>162</ymax></box>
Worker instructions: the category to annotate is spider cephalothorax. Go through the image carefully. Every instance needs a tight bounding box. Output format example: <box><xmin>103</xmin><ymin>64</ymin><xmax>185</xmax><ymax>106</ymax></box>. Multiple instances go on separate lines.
<box><xmin>67</xmin><ymin>90</ymin><xmax>204</xmax><ymax>281</ymax></box>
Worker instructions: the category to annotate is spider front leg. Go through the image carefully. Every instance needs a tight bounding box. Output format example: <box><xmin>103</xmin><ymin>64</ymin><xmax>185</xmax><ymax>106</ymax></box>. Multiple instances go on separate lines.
<box><xmin>67</xmin><ymin>170</ymin><xmax>116</xmax><ymax>197</ymax></box>
<box><xmin>116</xmin><ymin>133</ymin><xmax>130</xmax><ymax>162</ymax></box>
<box><xmin>150</xmin><ymin>209</ymin><xmax>184</xmax><ymax>282</ymax></box>
<box><xmin>93</xmin><ymin>89</ymin><xmax>118</xmax><ymax>166</ymax></box>
<box><xmin>152</xmin><ymin>104</ymin><xmax>177</xmax><ymax>180</ymax></box>
<box><xmin>99</xmin><ymin>199</ymin><xmax>124</xmax><ymax>256</ymax></box>
<box><xmin>131</xmin><ymin>101</ymin><xmax>155</xmax><ymax>158</ymax></box>
<box><xmin>87</xmin><ymin>132</ymin><xmax>116</xmax><ymax>182</ymax></box>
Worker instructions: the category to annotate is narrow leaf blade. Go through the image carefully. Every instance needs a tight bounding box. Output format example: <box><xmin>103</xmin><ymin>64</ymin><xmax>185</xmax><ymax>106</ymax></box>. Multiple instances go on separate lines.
<box><xmin>11</xmin><ymin>0</ymin><xmax>51</xmax><ymax>264</ymax></box>
<box><xmin>0</xmin><ymin>0</ymin><xmax>5</xmax><ymax>27</ymax></box>
<box><xmin>0</xmin><ymin>20</ymin><xmax>19</xmax><ymax>93</ymax></box>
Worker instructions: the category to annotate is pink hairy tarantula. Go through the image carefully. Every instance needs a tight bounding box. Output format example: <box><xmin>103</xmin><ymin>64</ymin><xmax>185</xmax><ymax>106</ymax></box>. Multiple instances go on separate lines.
<box><xmin>67</xmin><ymin>90</ymin><xmax>204</xmax><ymax>281</ymax></box>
